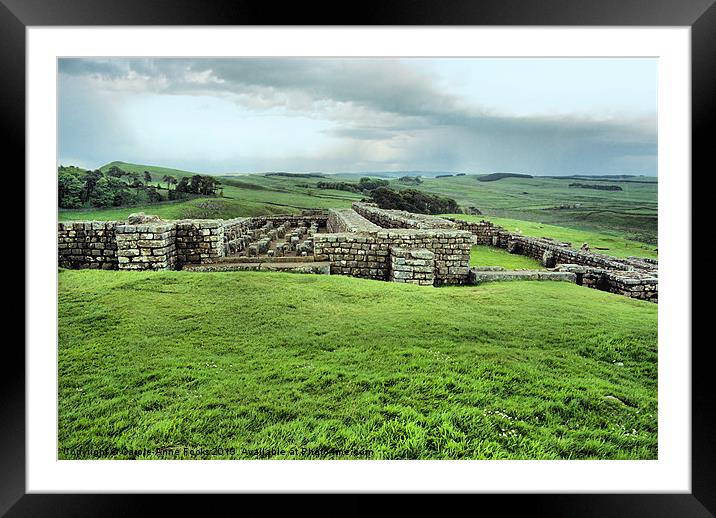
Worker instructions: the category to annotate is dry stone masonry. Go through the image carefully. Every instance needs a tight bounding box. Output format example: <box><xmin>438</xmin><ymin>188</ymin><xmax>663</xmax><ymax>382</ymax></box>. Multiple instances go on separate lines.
<box><xmin>390</xmin><ymin>248</ymin><xmax>435</xmax><ymax>286</ymax></box>
<box><xmin>58</xmin><ymin>221</ymin><xmax>118</xmax><ymax>269</ymax></box>
<box><xmin>554</xmin><ymin>264</ymin><xmax>658</xmax><ymax>302</ymax></box>
<box><xmin>222</xmin><ymin>217</ymin><xmax>252</xmax><ymax>255</ymax></box>
<box><xmin>174</xmin><ymin>220</ymin><xmax>224</xmax><ymax>265</ymax></box>
<box><xmin>353</xmin><ymin>202</ymin><xmax>456</xmax><ymax>229</ymax></box>
<box><xmin>313</xmin><ymin>228</ymin><xmax>473</xmax><ymax>285</ymax></box>
<box><xmin>327</xmin><ymin>208</ymin><xmax>382</xmax><ymax>233</ymax></box>
<box><xmin>116</xmin><ymin>220</ymin><xmax>176</xmax><ymax>270</ymax></box>
<box><xmin>469</xmin><ymin>269</ymin><xmax>577</xmax><ymax>284</ymax></box>
<box><xmin>57</xmin><ymin>205</ymin><xmax>657</xmax><ymax>300</ymax></box>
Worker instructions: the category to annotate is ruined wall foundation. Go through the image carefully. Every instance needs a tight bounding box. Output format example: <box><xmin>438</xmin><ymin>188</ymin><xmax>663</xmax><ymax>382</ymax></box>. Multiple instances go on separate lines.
<box><xmin>57</xmin><ymin>206</ymin><xmax>657</xmax><ymax>300</ymax></box>
<box><xmin>449</xmin><ymin>218</ymin><xmax>658</xmax><ymax>302</ymax></box>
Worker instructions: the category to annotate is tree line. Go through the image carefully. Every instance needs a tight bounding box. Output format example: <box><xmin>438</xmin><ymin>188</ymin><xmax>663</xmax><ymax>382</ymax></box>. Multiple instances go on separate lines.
<box><xmin>568</xmin><ymin>183</ymin><xmax>623</xmax><ymax>191</ymax></box>
<box><xmin>369</xmin><ymin>187</ymin><xmax>459</xmax><ymax>215</ymax></box>
<box><xmin>58</xmin><ymin>165</ymin><xmax>222</xmax><ymax>209</ymax></box>
<box><xmin>309</xmin><ymin>176</ymin><xmax>391</xmax><ymax>194</ymax></box>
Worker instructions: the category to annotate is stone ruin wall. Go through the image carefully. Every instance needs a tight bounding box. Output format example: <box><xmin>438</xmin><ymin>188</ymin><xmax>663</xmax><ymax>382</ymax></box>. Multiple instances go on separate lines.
<box><xmin>57</xmin><ymin>206</ymin><xmax>474</xmax><ymax>287</ymax></box>
<box><xmin>327</xmin><ymin>208</ymin><xmax>382</xmax><ymax>233</ymax></box>
<box><xmin>313</xmin><ymin>228</ymin><xmax>474</xmax><ymax>286</ymax></box>
<box><xmin>455</xmin><ymin>219</ymin><xmax>651</xmax><ymax>270</ymax></box>
<box><xmin>450</xmin><ymin>218</ymin><xmax>658</xmax><ymax>302</ymax></box>
<box><xmin>58</xmin><ymin>221</ymin><xmax>118</xmax><ymax>269</ymax></box>
<box><xmin>313</xmin><ymin>205</ymin><xmax>474</xmax><ymax>285</ymax></box>
<box><xmin>58</xmin><ymin>211</ymin><xmax>331</xmax><ymax>271</ymax></box>
<box><xmin>174</xmin><ymin>220</ymin><xmax>224</xmax><ymax>266</ymax></box>
<box><xmin>352</xmin><ymin>202</ymin><xmax>456</xmax><ymax>229</ymax></box>
<box><xmin>389</xmin><ymin>247</ymin><xmax>435</xmax><ymax>286</ymax></box>
<box><xmin>115</xmin><ymin>221</ymin><xmax>177</xmax><ymax>270</ymax></box>
<box><xmin>59</xmin><ymin>218</ymin><xmax>235</xmax><ymax>270</ymax></box>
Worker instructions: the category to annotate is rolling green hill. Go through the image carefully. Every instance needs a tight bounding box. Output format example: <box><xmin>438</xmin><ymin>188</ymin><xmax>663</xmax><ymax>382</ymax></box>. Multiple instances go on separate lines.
<box><xmin>59</xmin><ymin>270</ymin><xmax>657</xmax><ymax>460</ymax></box>
<box><xmin>99</xmin><ymin>161</ymin><xmax>202</xmax><ymax>181</ymax></box>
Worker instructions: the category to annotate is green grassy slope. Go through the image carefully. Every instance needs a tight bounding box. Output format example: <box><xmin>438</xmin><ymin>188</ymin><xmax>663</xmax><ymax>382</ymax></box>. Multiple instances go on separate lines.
<box><xmin>446</xmin><ymin>214</ymin><xmax>657</xmax><ymax>260</ymax></box>
<box><xmin>59</xmin><ymin>270</ymin><xmax>657</xmax><ymax>460</ymax></box>
<box><xmin>99</xmin><ymin>161</ymin><xmax>202</xmax><ymax>180</ymax></box>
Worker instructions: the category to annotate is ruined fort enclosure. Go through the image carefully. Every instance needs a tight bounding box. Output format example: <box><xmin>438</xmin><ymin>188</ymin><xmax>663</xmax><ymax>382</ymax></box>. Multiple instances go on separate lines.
<box><xmin>59</xmin><ymin>202</ymin><xmax>657</xmax><ymax>300</ymax></box>
<box><xmin>58</xmin><ymin>204</ymin><xmax>658</xmax><ymax>460</ymax></box>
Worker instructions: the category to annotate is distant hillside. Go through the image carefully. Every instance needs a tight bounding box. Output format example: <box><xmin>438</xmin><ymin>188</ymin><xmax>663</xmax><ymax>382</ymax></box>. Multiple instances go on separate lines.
<box><xmin>564</xmin><ymin>174</ymin><xmax>641</xmax><ymax>179</ymax></box>
<box><xmin>549</xmin><ymin>175</ymin><xmax>657</xmax><ymax>184</ymax></box>
<box><xmin>264</xmin><ymin>172</ymin><xmax>326</xmax><ymax>178</ymax></box>
<box><xmin>477</xmin><ymin>173</ymin><xmax>534</xmax><ymax>182</ymax></box>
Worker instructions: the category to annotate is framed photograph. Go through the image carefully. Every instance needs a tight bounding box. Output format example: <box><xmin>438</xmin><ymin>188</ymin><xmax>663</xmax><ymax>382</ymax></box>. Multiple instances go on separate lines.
<box><xmin>9</xmin><ymin>0</ymin><xmax>711</xmax><ymax>513</ymax></box>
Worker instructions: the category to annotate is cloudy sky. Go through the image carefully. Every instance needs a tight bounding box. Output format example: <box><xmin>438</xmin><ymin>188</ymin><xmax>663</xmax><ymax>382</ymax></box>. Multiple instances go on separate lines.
<box><xmin>58</xmin><ymin>57</ymin><xmax>657</xmax><ymax>175</ymax></box>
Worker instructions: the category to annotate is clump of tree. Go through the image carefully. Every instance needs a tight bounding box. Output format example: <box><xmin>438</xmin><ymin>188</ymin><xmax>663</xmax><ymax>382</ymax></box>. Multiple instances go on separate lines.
<box><xmin>569</xmin><ymin>182</ymin><xmax>623</xmax><ymax>191</ymax></box>
<box><xmin>357</xmin><ymin>177</ymin><xmax>389</xmax><ymax>191</ymax></box>
<box><xmin>397</xmin><ymin>176</ymin><xmax>423</xmax><ymax>185</ymax></box>
<box><xmin>59</xmin><ymin>166</ymin><xmax>140</xmax><ymax>209</ymax></box>
<box><xmin>314</xmin><ymin>181</ymin><xmax>362</xmax><ymax>193</ymax></box>
<box><xmin>369</xmin><ymin>187</ymin><xmax>459</xmax><ymax>214</ymax></box>
<box><xmin>58</xmin><ymin>165</ymin><xmax>221</xmax><ymax>209</ymax></box>
<box><xmin>477</xmin><ymin>172</ymin><xmax>533</xmax><ymax>182</ymax></box>
<box><xmin>161</xmin><ymin>174</ymin><xmax>178</xmax><ymax>190</ymax></box>
<box><xmin>310</xmin><ymin>176</ymin><xmax>389</xmax><ymax>194</ymax></box>
<box><xmin>57</xmin><ymin>166</ymin><xmax>87</xmax><ymax>208</ymax></box>
<box><xmin>174</xmin><ymin>175</ymin><xmax>222</xmax><ymax>196</ymax></box>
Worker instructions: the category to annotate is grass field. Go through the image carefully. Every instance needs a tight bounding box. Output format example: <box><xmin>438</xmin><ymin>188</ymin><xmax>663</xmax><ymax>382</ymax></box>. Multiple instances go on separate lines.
<box><xmin>447</xmin><ymin>214</ymin><xmax>658</xmax><ymax>260</ymax></box>
<box><xmin>59</xmin><ymin>270</ymin><xmax>657</xmax><ymax>460</ymax></box>
<box><xmin>470</xmin><ymin>245</ymin><xmax>544</xmax><ymax>269</ymax></box>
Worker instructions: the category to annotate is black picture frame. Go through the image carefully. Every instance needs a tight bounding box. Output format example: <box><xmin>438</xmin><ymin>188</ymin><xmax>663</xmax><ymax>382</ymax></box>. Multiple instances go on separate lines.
<box><xmin>6</xmin><ymin>0</ymin><xmax>711</xmax><ymax>514</ymax></box>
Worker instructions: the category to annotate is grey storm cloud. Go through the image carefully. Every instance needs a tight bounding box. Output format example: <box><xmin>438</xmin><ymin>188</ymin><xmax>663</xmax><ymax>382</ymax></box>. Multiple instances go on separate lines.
<box><xmin>59</xmin><ymin>58</ymin><xmax>461</xmax><ymax>117</ymax></box>
<box><xmin>58</xmin><ymin>58</ymin><xmax>657</xmax><ymax>174</ymax></box>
